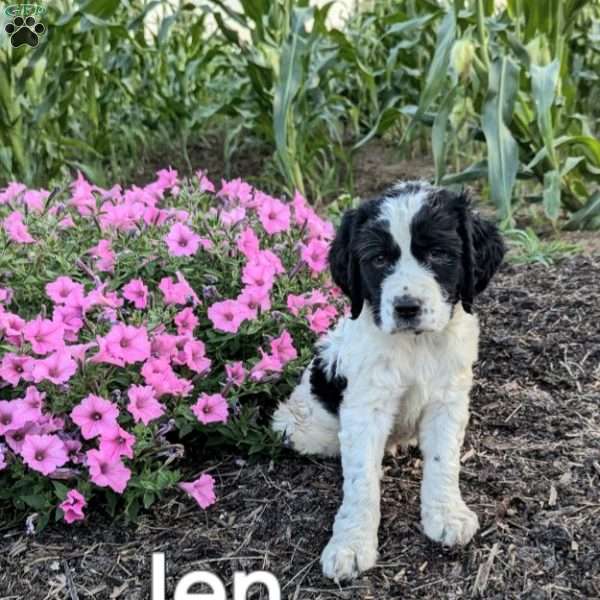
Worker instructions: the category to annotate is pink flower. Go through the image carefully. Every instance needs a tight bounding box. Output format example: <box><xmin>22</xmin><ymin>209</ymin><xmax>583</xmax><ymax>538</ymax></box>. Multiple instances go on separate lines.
<box><xmin>196</xmin><ymin>169</ymin><xmax>215</xmax><ymax>193</ymax></box>
<box><xmin>20</xmin><ymin>386</ymin><xmax>45</xmax><ymax>422</ymax></box>
<box><xmin>184</xmin><ymin>340</ymin><xmax>211</xmax><ymax>375</ymax></box>
<box><xmin>122</xmin><ymin>279</ymin><xmax>149</xmax><ymax>309</ymax></box>
<box><xmin>0</xmin><ymin>400</ymin><xmax>26</xmax><ymax>435</ymax></box>
<box><xmin>0</xmin><ymin>353</ymin><xmax>31</xmax><ymax>385</ymax></box>
<box><xmin>3</xmin><ymin>211</ymin><xmax>35</xmax><ymax>243</ymax></box>
<box><xmin>225</xmin><ymin>362</ymin><xmax>246</xmax><ymax>387</ymax></box>
<box><xmin>21</xmin><ymin>434</ymin><xmax>68</xmax><ymax>475</ymax></box>
<box><xmin>257</xmin><ymin>195</ymin><xmax>290</xmax><ymax>235</ymax></box>
<box><xmin>32</xmin><ymin>349</ymin><xmax>77</xmax><ymax>385</ymax></box>
<box><xmin>165</xmin><ymin>223</ymin><xmax>201</xmax><ymax>257</ymax></box>
<box><xmin>89</xmin><ymin>239</ymin><xmax>115</xmax><ymax>273</ymax></box>
<box><xmin>207</xmin><ymin>300</ymin><xmax>252</xmax><ymax>334</ymax></box>
<box><xmin>99</xmin><ymin>426</ymin><xmax>136</xmax><ymax>460</ymax></box>
<box><xmin>87</xmin><ymin>449</ymin><xmax>131</xmax><ymax>494</ymax></box>
<box><xmin>150</xmin><ymin>333</ymin><xmax>178</xmax><ymax>360</ymax></box>
<box><xmin>250</xmin><ymin>349</ymin><xmax>283</xmax><ymax>382</ymax></box>
<box><xmin>70</xmin><ymin>171</ymin><xmax>97</xmax><ymax>215</ymax></box>
<box><xmin>127</xmin><ymin>385</ymin><xmax>165</xmax><ymax>425</ymax></box>
<box><xmin>46</xmin><ymin>276</ymin><xmax>84</xmax><ymax>305</ymax></box>
<box><xmin>287</xmin><ymin>293</ymin><xmax>308</xmax><ymax>316</ymax></box>
<box><xmin>191</xmin><ymin>393</ymin><xmax>229</xmax><ymax>425</ymax></box>
<box><xmin>0</xmin><ymin>286</ymin><xmax>13</xmax><ymax>304</ymax></box>
<box><xmin>220</xmin><ymin>206</ymin><xmax>246</xmax><ymax>227</ymax></box>
<box><xmin>71</xmin><ymin>394</ymin><xmax>119</xmax><ymax>440</ymax></box>
<box><xmin>307</xmin><ymin>305</ymin><xmax>338</xmax><ymax>334</ymax></box>
<box><xmin>105</xmin><ymin>323</ymin><xmax>151</xmax><ymax>364</ymax></box>
<box><xmin>158</xmin><ymin>273</ymin><xmax>199</xmax><ymax>306</ymax></box>
<box><xmin>174</xmin><ymin>307</ymin><xmax>198</xmax><ymax>336</ymax></box>
<box><xmin>236</xmin><ymin>286</ymin><xmax>270</xmax><ymax>318</ymax></box>
<box><xmin>23</xmin><ymin>189</ymin><xmax>49</xmax><ymax>212</ymax></box>
<box><xmin>270</xmin><ymin>330</ymin><xmax>297</xmax><ymax>364</ymax></box>
<box><xmin>59</xmin><ymin>490</ymin><xmax>86</xmax><ymax>524</ymax></box>
<box><xmin>0</xmin><ymin>182</ymin><xmax>26</xmax><ymax>204</ymax></box>
<box><xmin>242</xmin><ymin>261</ymin><xmax>275</xmax><ymax>292</ymax></box>
<box><xmin>4</xmin><ymin>422</ymin><xmax>40</xmax><ymax>453</ymax></box>
<box><xmin>0</xmin><ymin>311</ymin><xmax>25</xmax><ymax>344</ymax></box>
<box><xmin>179</xmin><ymin>473</ymin><xmax>216</xmax><ymax>509</ymax></box>
<box><xmin>0</xmin><ymin>444</ymin><xmax>7</xmax><ymax>471</ymax></box>
<box><xmin>24</xmin><ymin>316</ymin><xmax>65</xmax><ymax>355</ymax></box>
<box><xmin>301</xmin><ymin>239</ymin><xmax>329</xmax><ymax>274</ymax></box>
<box><xmin>236</xmin><ymin>227</ymin><xmax>260</xmax><ymax>258</ymax></box>
<box><xmin>218</xmin><ymin>178</ymin><xmax>253</xmax><ymax>206</ymax></box>
<box><xmin>256</xmin><ymin>249</ymin><xmax>285</xmax><ymax>275</ymax></box>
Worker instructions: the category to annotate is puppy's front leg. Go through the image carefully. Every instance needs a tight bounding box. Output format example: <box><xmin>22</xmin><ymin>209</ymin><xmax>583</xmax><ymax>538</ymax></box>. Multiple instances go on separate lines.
<box><xmin>321</xmin><ymin>397</ymin><xmax>395</xmax><ymax>581</ymax></box>
<box><xmin>419</xmin><ymin>394</ymin><xmax>479</xmax><ymax>546</ymax></box>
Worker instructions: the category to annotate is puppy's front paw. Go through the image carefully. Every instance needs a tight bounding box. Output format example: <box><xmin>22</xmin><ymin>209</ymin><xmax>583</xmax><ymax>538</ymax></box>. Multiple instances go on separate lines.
<box><xmin>321</xmin><ymin>534</ymin><xmax>378</xmax><ymax>581</ymax></box>
<box><xmin>422</xmin><ymin>501</ymin><xmax>479</xmax><ymax>546</ymax></box>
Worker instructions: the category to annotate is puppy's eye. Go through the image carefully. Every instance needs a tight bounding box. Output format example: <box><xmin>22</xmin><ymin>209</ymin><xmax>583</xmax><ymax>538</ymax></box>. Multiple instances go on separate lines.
<box><xmin>428</xmin><ymin>249</ymin><xmax>446</xmax><ymax>261</ymax></box>
<box><xmin>372</xmin><ymin>254</ymin><xmax>388</xmax><ymax>268</ymax></box>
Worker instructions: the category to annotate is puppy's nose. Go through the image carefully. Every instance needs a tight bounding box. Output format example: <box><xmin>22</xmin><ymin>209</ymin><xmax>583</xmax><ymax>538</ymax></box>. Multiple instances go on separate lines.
<box><xmin>393</xmin><ymin>296</ymin><xmax>422</xmax><ymax>319</ymax></box>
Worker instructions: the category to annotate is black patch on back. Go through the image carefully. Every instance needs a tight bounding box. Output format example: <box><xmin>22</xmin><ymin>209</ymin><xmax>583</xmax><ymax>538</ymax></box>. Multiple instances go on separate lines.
<box><xmin>309</xmin><ymin>355</ymin><xmax>347</xmax><ymax>415</ymax></box>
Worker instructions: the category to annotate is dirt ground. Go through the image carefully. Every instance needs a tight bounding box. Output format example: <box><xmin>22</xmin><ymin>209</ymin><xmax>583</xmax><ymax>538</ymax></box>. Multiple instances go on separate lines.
<box><xmin>1</xmin><ymin>254</ymin><xmax>599</xmax><ymax>599</ymax></box>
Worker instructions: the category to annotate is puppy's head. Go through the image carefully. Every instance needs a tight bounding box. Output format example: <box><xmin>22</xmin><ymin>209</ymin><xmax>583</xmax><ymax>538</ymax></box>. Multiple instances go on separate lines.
<box><xmin>329</xmin><ymin>181</ymin><xmax>505</xmax><ymax>334</ymax></box>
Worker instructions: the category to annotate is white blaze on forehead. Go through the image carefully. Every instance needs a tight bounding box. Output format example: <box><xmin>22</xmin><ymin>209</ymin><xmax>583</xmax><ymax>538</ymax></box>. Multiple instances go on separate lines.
<box><xmin>378</xmin><ymin>187</ymin><xmax>430</xmax><ymax>255</ymax></box>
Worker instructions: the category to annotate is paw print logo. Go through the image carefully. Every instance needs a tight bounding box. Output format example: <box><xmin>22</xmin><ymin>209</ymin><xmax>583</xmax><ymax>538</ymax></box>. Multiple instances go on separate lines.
<box><xmin>4</xmin><ymin>16</ymin><xmax>46</xmax><ymax>48</ymax></box>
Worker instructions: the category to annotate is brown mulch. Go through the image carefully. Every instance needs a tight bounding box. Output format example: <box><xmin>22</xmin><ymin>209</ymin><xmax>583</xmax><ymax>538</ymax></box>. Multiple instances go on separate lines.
<box><xmin>1</xmin><ymin>256</ymin><xmax>599</xmax><ymax>600</ymax></box>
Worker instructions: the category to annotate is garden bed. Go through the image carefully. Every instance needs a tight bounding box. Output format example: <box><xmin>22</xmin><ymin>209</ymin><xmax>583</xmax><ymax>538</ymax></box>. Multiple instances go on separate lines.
<box><xmin>1</xmin><ymin>255</ymin><xmax>599</xmax><ymax>599</ymax></box>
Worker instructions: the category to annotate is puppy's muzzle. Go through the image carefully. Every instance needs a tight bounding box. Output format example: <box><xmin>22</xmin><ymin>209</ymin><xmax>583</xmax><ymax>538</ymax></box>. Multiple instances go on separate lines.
<box><xmin>393</xmin><ymin>295</ymin><xmax>422</xmax><ymax>328</ymax></box>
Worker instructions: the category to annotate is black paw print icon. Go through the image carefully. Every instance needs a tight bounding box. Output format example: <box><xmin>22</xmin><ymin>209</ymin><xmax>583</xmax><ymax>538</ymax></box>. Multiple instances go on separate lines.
<box><xmin>5</xmin><ymin>16</ymin><xmax>46</xmax><ymax>48</ymax></box>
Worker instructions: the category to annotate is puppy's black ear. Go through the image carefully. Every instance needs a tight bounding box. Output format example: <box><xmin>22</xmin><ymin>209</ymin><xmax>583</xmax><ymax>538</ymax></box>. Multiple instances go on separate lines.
<box><xmin>328</xmin><ymin>209</ymin><xmax>363</xmax><ymax>319</ymax></box>
<box><xmin>454</xmin><ymin>193</ymin><xmax>505</xmax><ymax>312</ymax></box>
<box><xmin>471</xmin><ymin>212</ymin><xmax>505</xmax><ymax>294</ymax></box>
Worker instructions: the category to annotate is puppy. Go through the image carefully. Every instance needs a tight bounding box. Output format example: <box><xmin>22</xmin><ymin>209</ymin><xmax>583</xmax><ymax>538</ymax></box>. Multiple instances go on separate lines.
<box><xmin>272</xmin><ymin>181</ymin><xmax>504</xmax><ymax>581</ymax></box>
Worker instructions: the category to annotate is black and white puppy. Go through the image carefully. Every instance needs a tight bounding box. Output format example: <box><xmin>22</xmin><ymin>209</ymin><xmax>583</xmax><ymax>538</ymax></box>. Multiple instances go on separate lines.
<box><xmin>272</xmin><ymin>181</ymin><xmax>504</xmax><ymax>581</ymax></box>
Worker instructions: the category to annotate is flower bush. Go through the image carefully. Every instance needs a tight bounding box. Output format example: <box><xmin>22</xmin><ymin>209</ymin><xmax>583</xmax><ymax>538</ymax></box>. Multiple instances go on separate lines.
<box><xmin>0</xmin><ymin>169</ymin><xmax>344</xmax><ymax>529</ymax></box>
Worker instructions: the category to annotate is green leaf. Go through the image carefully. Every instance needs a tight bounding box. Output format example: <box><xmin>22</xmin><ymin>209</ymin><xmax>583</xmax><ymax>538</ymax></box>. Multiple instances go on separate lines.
<box><xmin>542</xmin><ymin>169</ymin><xmax>561</xmax><ymax>222</ymax></box>
<box><xmin>481</xmin><ymin>56</ymin><xmax>520</xmax><ymax>220</ymax></box>
<box><xmin>404</xmin><ymin>9</ymin><xmax>456</xmax><ymax>141</ymax></box>
<box><xmin>530</xmin><ymin>60</ymin><xmax>560</xmax><ymax>167</ymax></box>
<box><xmin>432</xmin><ymin>86</ymin><xmax>457</xmax><ymax>184</ymax></box>
<box><xmin>565</xmin><ymin>191</ymin><xmax>600</xmax><ymax>230</ymax></box>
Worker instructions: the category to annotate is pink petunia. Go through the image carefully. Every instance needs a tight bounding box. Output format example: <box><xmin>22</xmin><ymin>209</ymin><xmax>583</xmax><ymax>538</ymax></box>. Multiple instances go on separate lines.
<box><xmin>191</xmin><ymin>393</ymin><xmax>229</xmax><ymax>425</ymax></box>
<box><xmin>270</xmin><ymin>330</ymin><xmax>297</xmax><ymax>365</ymax></box>
<box><xmin>105</xmin><ymin>323</ymin><xmax>151</xmax><ymax>364</ymax></box>
<box><xmin>88</xmin><ymin>239</ymin><xmax>115</xmax><ymax>273</ymax></box>
<box><xmin>122</xmin><ymin>279</ymin><xmax>149</xmax><ymax>309</ymax></box>
<box><xmin>0</xmin><ymin>311</ymin><xmax>26</xmax><ymax>345</ymax></box>
<box><xmin>236</xmin><ymin>286</ymin><xmax>271</xmax><ymax>318</ymax></box>
<box><xmin>0</xmin><ymin>182</ymin><xmax>26</xmax><ymax>204</ymax></box>
<box><xmin>218</xmin><ymin>178</ymin><xmax>253</xmax><ymax>206</ymax></box>
<box><xmin>158</xmin><ymin>273</ymin><xmax>200</xmax><ymax>306</ymax></box>
<box><xmin>183</xmin><ymin>340</ymin><xmax>211</xmax><ymax>375</ymax></box>
<box><xmin>20</xmin><ymin>386</ymin><xmax>45</xmax><ymax>422</ymax></box>
<box><xmin>301</xmin><ymin>239</ymin><xmax>329</xmax><ymax>274</ymax></box>
<box><xmin>71</xmin><ymin>394</ymin><xmax>119</xmax><ymax>440</ymax></box>
<box><xmin>70</xmin><ymin>171</ymin><xmax>97</xmax><ymax>215</ymax></box>
<box><xmin>220</xmin><ymin>206</ymin><xmax>246</xmax><ymax>227</ymax></box>
<box><xmin>21</xmin><ymin>434</ymin><xmax>68</xmax><ymax>476</ymax></box>
<box><xmin>0</xmin><ymin>400</ymin><xmax>26</xmax><ymax>435</ymax></box>
<box><xmin>23</xmin><ymin>189</ymin><xmax>50</xmax><ymax>212</ymax></box>
<box><xmin>174</xmin><ymin>307</ymin><xmax>198</xmax><ymax>336</ymax></box>
<box><xmin>286</xmin><ymin>293</ymin><xmax>308</xmax><ymax>316</ymax></box>
<box><xmin>257</xmin><ymin>195</ymin><xmax>291</xmax><ymax>235</ymax></box>
<box><xmin>196</xmin><ymin>169</ymin><xmax>215</xmax><ymax>193</ymax></box>
<box><xmin>242</xmin><ymin>261</ymin><xmax>275</xmax><ymax>292</ymax></box>
<box><xmin>250</xmin><ymin>349</ymin><xmax>284</xmax><ymax>382</ymax></box>
<box><xmin>4</xmin><ymin>422</ymin><xmax>41</xmax><ymax>454</ymax></box>
<box><xmin>150</xmin><ymin>333</ymin><xmax>178</xmax><ymax>360</ymax></box>
<box><xmin>86</xmin><ymin>448</ymin><xmax>131</xmax><ymax>494</ymax></box>
<box><xmin>46</xmin><ymin>276</ymin><xmax>84</xmax><ymax>305</ymax></box>
<box><xmin>165</xmin><ymin>223</ymin><xmax>201</xmax><ymax>257</ymax></box>
<box><xmin>0</xmin><ymin>353</ymin><xmax>32</xmax><ymax>386</ymax></box>
<box><xmin>99</xmin><ymin>426</ymin><xmax>136</xmax><ymax>460</ymax></box>
<box><xmin>3</xmin><ymin>211</ymin><xmax>35</xmax><ymax>244</ymax></box>
<box><xmin>307</xmin><ymin>305</ymin><xmax>338</xmax><ymax>334</ymax></box>
<box><xmin>236</xmin><ymin>227</ymin><xmax>260</xmax><ymax>258</ymax></box>
<box><xmin>225</xmin><ymin>362</ymin><xmax>246</xmax><ymax>387</ymax></box>
<box><xmin>127</xmin><ymin>385</ymin><xmax>165</xmax><ymax>425</ymax></box>
<box><xmin>255</xmin><ymin>249</ymin><xmax>285</xmax><ymax>275</ymax></box>
<box><xmin>24</xmin><ymin>316</ymin><xmax>65</xmax><ymax>355</ymax></box>
<box><xmin>0</xmin><ymin>443</ymin><xmax>7</xmax><ymax>470</ymax></box>
<box><xmin>207</xmin><ymin>300</ymin><xmax>252</xmax><ymax>334</ymax></box>
<box><xmin>179</xmin><ymin>473</ymin><xmax>216</xmax><ymax>509</ymax></box>
<box><xmin>32</xmin><ymin>349</ymin><xmax>77</xmax><ymax>385</ymax></box>
<box><xmin>59</xmin><ymin>490</ymin><xmax>87</xmax><ymax>524</ymax></box>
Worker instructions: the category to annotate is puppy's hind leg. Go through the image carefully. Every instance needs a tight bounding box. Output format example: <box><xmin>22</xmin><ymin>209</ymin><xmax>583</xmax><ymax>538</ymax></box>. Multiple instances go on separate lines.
<box><xmin>272</xmin><ymin>368</ymin><xmax>340</xmax><ymax>457</ymax></box>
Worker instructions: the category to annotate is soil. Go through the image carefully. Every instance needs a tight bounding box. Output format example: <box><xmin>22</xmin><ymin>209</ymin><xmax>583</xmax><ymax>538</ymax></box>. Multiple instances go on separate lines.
<box><xmin>1</xmin><ymin>255</ymin><xmax>599</xmax><ymax>600</ymax></box>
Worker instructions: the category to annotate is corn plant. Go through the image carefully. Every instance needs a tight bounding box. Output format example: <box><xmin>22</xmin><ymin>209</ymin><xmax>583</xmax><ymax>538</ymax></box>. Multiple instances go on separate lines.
<box><xmin>407</xmin><ymin>0</ymin><xmax>600</xmax><ymax>227</ymax></box>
